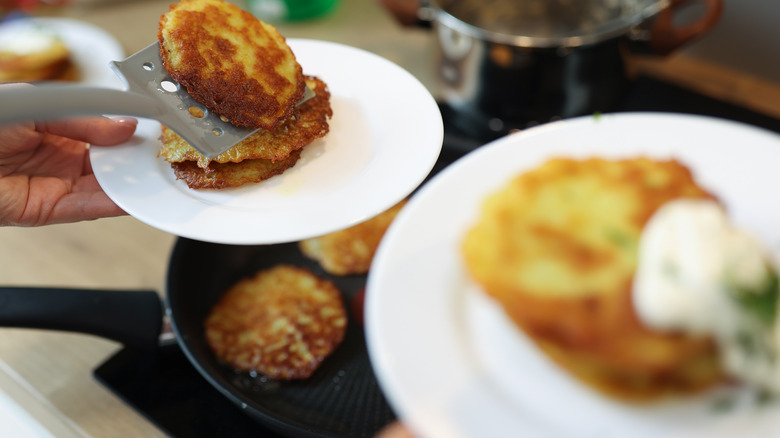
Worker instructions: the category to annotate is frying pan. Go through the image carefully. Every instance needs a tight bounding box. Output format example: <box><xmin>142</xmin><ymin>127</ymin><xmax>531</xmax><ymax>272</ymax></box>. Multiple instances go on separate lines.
<box><xmin>0</xmin><ymin>237</ymin><xmax>395</xmax><ymax>437</ymax></box>
<box><xmin>0</xmin><ymin>146</ymin><xmax>461</xmax><ymax>435</ymax></box>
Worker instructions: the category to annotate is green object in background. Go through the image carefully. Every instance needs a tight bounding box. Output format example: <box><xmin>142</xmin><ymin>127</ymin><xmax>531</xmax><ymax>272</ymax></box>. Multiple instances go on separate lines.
<box><xmin>245</xmin><ymin>0</ymin><xmax>339</xmax><ymax>21</ymax></box>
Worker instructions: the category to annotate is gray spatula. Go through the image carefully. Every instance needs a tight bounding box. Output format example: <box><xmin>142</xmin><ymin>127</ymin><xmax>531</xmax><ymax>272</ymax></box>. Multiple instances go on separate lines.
<box><xmin>0</xmin><ymin>42</ymin><xmax>313</xmax><ymax>159</ymax></box>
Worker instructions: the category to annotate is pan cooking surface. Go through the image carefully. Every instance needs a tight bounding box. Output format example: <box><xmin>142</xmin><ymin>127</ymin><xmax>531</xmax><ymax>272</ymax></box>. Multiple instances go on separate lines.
<box><xmin>166</xmin><ymin>238</ymin><xmax>395</xmax><ymax>438</ymax></box>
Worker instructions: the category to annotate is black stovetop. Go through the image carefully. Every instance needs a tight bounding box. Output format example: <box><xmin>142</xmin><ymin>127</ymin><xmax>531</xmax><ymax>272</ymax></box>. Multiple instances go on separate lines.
<box><xmin>94</xmin><ymin>75</ymin><xmax>780</xmax><ymax>438</ymax></box>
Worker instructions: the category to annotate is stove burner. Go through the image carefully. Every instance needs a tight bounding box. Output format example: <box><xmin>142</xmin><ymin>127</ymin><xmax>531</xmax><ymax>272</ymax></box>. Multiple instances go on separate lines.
<box><xmin>95</xmin><ymin>344</ymin><xmax>274</xmax><ymax>437</ymax></box>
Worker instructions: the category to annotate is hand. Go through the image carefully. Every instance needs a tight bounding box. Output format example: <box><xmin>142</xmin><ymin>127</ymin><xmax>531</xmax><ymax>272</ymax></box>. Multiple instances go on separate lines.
<box><xmin>376</xmin><ymin>422</ymin><xmax>415</xmax><ymax>438</ymax></box>
<box><xmin>0</xmin><ymin>86</ymin><xmax>138</xmax><ymax>226</ymax></box>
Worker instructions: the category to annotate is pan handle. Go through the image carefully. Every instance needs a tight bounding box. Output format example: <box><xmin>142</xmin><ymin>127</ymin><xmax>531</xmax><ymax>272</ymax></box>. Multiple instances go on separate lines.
<box><xmin>649</xmin><ymin>0</ymin><xmax>723</xmax><ymax>55</ymax></box>
<box><xmin>377</xmin><ymin>0</ymin><xmax>432</xmax><ymax>28</ymax></box>
<box><xmin>0</xmin><ymin>287</ymin><xmax>163</xmax><ymax>350</ymax></box>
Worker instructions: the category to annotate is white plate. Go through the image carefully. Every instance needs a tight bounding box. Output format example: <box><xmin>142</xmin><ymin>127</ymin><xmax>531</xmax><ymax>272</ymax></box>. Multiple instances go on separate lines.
<box><xmin>366</xmin><ymin>113</ymin><xmax>780</xmax><ymax>438</ymax></box>
<box><xmin>0</xmin><ymin>17</ymin><xmax>124</xmax><ymax>88</ymax></box>
<box><xmin>90</xmin><ymin>39</ymin><xmax>443</xmax><ymax>245</ymax></box>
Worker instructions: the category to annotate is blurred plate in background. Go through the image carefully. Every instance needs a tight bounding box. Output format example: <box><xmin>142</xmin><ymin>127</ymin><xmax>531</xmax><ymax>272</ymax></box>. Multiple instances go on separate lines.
<box><xmin>366</xmin><ymin>112</ymin><xmax>780</xmax><ymax>438</ymax></box>
<box><xmin>0</xmin><ymin>17</ymin><xmax>124</xmax><ymax>87</ymax></box>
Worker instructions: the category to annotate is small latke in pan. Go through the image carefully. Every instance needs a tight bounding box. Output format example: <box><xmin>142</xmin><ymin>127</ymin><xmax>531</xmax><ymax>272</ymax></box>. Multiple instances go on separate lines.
<box><xmin>205</xmin><ymin>265</ymin><xmax>347</xmax><ymax>380</ymax></box>
<box><xmin>158</xmin><ymin>0</ymin><xmax>304</xmax><ymax>130</ymax></box>
<box><xmin>299</xmin><ymin>200</ymin><xmax>407</xmax><ymax>275</ymax></box>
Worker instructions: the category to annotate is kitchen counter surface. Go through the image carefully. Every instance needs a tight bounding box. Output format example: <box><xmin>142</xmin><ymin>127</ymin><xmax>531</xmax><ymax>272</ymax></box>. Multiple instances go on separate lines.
<box><xmin>2</xmin><ymin>0</ymin><xmax>780</xmax><ymax>436</ymax></box>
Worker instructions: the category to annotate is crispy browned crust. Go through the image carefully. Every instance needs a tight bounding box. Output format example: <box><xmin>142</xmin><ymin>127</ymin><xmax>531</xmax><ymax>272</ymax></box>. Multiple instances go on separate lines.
<box><xmin>170</xmin><ymin>148</ymin><xmax>302</xmax><ymax>189</ymax></box>
<box><xmin>462</xmin><ymin>157</ymin><xmax>724</xmax><ymax>401</ymax></box>
<box><xmin>158</xmin><ymin>0</ymin><xmax>304</xmax><ymax>129</ymax></box>
<box><xmin>299</xmin><ymin>200</ymin><xmax>407</xmax><ymax>275</ymax></box>
<box><xmin>159</xmin><ymin>75</ymin><xmax>332</xmax><ymax>169</ymax></box>
<box><xmin>205</xmin><ymin>265</ymin><xmax>348</xmax><ymax>380</ymax></box>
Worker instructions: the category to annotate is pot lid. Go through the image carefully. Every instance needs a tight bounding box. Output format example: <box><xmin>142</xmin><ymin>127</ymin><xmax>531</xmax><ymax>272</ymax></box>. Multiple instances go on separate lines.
<box><xmin>432</xmin><ymin>0</ymin><xmax>668</xmax><ymax>47</ymax></box>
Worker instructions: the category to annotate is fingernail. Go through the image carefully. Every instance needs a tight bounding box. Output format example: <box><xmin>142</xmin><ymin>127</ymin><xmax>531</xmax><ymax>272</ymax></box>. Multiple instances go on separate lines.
<box><xmin>112</xmin><ymin>117</ymin><xmax>138</xmax><ymax>127</ymax></box>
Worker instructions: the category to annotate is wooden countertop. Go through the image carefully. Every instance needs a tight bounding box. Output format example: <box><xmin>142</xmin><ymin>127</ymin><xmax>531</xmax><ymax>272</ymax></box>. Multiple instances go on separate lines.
<box><xmin>1</xmin><ymin>1</ymin><xmax>779</xmax><ymax>437</ymax></box>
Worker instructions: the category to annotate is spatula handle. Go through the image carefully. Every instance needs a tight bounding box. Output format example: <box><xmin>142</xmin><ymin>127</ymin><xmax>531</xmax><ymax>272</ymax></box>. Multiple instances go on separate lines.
<box><xmin>0</xmin><ymin>85</ymin><xmax>166</xmax><ymax>124</ymax></box>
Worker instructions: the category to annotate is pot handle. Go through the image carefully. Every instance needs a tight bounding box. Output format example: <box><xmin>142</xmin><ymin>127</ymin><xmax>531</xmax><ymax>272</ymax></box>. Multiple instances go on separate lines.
<box><xmin>377</xmin><ymin>0</ymin><xmax>432</xmax><ymax>28</ymax></box>
<box><xmin>0</xmin><ymin>287</ymin><xmax>163</xmax><ymax>350</ymax></box>
<box><xmin>649</xmin><ymin>0</ymin><xmax>723</xmax><ymax>55</ymax></box>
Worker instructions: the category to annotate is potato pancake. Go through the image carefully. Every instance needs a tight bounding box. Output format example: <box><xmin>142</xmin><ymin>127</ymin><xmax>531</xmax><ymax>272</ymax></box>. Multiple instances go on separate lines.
<box><xmin>300</xmin><ymin>200</ymin><xmax>407</xmax><ymax>275</ymax></box>
<box><xmin>158</xmin><ymin>0</ymin><xmax>304</xmax><ymax>130</ymax></box>
<box><xmin>170</xmin><ymin>148</ymin><xmax>302</xmax><ymax>189</ymax></box>
<box><xmin>0</xmin><ymin>31</ymin><xmax>74</xmax><ymax>83</ymax></box>
<box><xmin>205</xmin><ymin>265</ymin><xmax>347</xmax><ymax>380</ymax></box>
<box><xmin>537</xmin><ymin>338</ymin><xmax>723</xmax><ymax>402</ymax></box>
<box><xmin>159</xmin><ymin>75</ymin><xmax>331</xmax><ymax>170</ymax></box>
<box><xmin>462</xmin><ymin>157</ymin><xmax>724</xmax><ymax>400</ymax></box>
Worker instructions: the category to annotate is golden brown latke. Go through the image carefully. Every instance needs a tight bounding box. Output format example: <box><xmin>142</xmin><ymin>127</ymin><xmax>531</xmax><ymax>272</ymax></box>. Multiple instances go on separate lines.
<box><xmin>462</xmin><ymin>157</ymin><xmax>723</xmax><ymax>401</ymax></box>
<box><xmin>205</xmin><ymin>265</ymin><xmax>347</xmax><ymax>380</ymax></box>
<box><xmin>159</xmin><ymin>75</ymin><xmax>332</xmax><ymax>169</ymax></box>
<box><xmin>158</xmin><ymin>0</ymin><xmax>304</xmax><ymax>130</ymax></box>
<box><xmin>0</xmin><ymin>34</ymin><xmax>75</xmax><ymax>83</ymax></box>
<box><xmin>538</xmin><ymin>338</ymin><xmax>723</xmax><ymax>402</ymax></box>
<box><xmin>299</xmin><ymin>200</ymin><xmax>407</xmax><ymax>275</ymax></box>
<box><xmin>171</xmin><ymin>149</ymin><xmax>302</xmax><ymax>189</ymax></box>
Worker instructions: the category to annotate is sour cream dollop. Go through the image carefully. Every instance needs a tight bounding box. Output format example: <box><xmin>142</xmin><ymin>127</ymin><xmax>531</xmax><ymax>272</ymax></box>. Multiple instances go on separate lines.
<box><xmin>0</xmin><ymin>27</ymin><xmax>61</xmax><ymax>55</ymax></box>
<box><xmin>633</xmin><ymin>199</ymin><xmax>780</xmax><ymax>392</ymax></box>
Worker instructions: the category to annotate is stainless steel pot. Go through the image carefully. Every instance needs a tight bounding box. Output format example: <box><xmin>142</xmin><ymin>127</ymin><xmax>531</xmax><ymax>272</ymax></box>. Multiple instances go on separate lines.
<box><xmin>405</xmin><ymin>0</ymin><xmax>722</xmax><ymax>140</ymax></box>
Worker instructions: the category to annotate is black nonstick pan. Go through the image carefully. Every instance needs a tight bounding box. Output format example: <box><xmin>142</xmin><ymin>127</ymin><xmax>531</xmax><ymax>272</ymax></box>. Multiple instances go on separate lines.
<box><xmin>166</xmin><ymin>238</ymin><xmax>395</xmax><ymax>437</ymax></box>
<box><xmin>0</xmin><ymin>237</ymin><xmax>395</xmax><ymax>438</ymax></box>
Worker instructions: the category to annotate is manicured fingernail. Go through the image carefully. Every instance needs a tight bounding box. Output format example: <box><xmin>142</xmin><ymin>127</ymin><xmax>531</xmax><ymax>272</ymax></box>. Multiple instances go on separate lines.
<box><xmin>112</xmin><ymin>117</ymin><xmax>138</xmax><ymax>127</ymax></box>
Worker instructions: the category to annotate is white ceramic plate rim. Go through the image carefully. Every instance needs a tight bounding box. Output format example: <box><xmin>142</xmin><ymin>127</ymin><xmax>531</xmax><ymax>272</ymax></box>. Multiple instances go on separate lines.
<box><xmin>366</xmin><ymin>112</ymin><xmax>780</xmax><ymax>438</ymax></box>
<box><xmin>0</xmin><ymin>17</ymin><xmax>125</xmax><ymax>88</ymax></box>
<box><xmin>90</xmin><ymin>39</ymin><xmax>443</xmax><ymax>245</ymax></box>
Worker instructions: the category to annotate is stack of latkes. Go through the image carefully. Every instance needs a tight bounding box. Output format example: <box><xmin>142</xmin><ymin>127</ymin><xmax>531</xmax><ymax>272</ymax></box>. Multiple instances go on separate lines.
<box><xmin>462</xmin><ymin>157</ymin><xmax>726</xmax><ymax>401</ymax></box>
<box><xmin>156</xmin><ymin>0</ymin><xmax>333</xmax><ymax>189</ymax></box>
